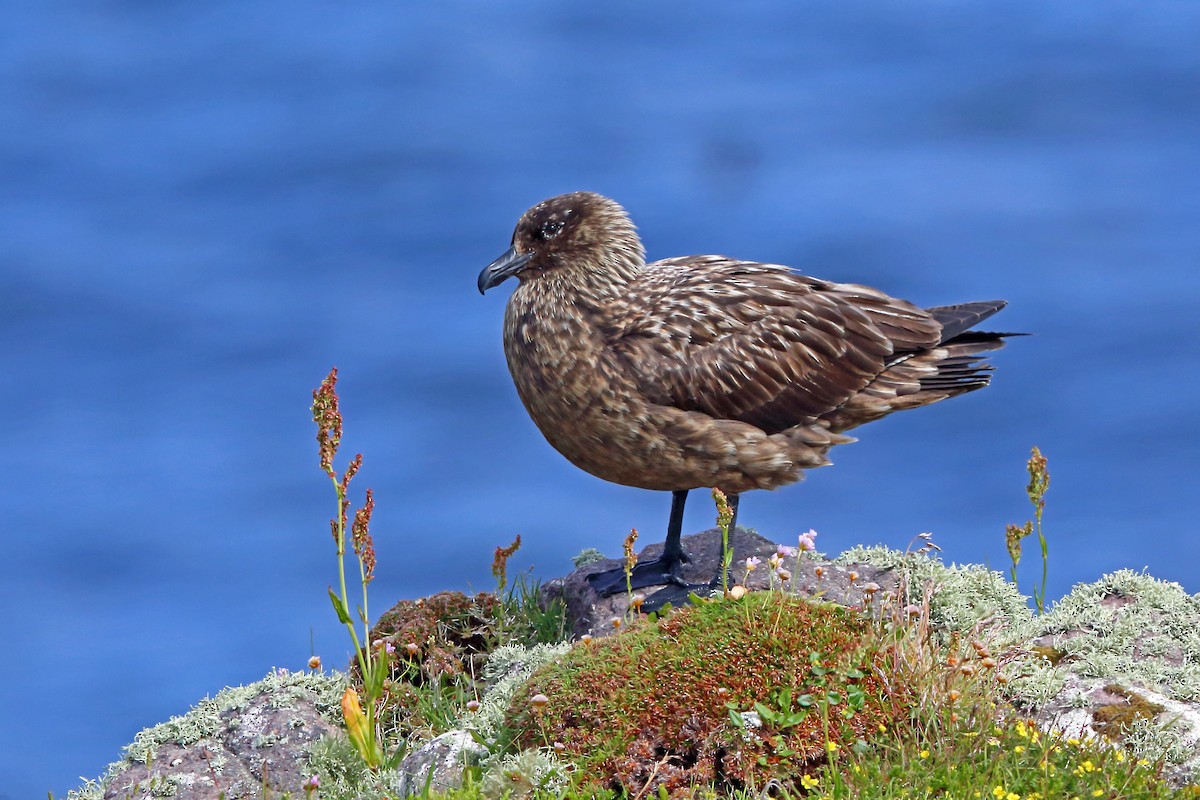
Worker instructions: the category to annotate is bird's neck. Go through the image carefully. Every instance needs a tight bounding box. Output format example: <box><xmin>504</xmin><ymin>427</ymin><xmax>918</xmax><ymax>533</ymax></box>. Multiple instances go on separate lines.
<box><xmin>526</xmin><ymin>252</ymin><xmax>642</xmax><ymax>312</ymax></box>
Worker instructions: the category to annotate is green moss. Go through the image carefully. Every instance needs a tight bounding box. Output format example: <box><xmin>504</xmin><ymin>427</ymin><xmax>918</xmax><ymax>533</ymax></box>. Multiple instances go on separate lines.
<box><xmin>479</xmin><ymin>749</ymin><xmax>571</xmax><ymax>799</ymax></box>
<box><xmin>505</xmin><ymin>592</ymin><xmax>910</xmax><ymax>796</ymax></box>
<box><xmin>1031</xmin><ymin>644</ymin><xmax>1067</xmax><ymax>665</ymax></box>
<box><xmin>305</xmin><ymin>734</ymin><xmax>397</xmax><ymax>799</ymax></box>
<box><xmin>1093</xmin><ymin>684</ymin><xmax>1168</xmax><ymax>740</ymax></box>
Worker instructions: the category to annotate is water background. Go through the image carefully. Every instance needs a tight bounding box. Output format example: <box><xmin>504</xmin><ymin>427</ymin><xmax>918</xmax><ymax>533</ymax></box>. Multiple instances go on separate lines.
<box><xmin>3</xmin><ymin>2</ymin><xmax>1199</xmax><ymax>796</ymax></box>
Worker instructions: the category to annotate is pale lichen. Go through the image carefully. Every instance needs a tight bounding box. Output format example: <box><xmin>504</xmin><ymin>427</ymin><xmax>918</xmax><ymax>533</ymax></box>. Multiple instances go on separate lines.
<box><xmin>1017</xmin><ymin>570</ymin><xmax>1200</xmax><ymax>703</ymax></box>
<box><xmin>835</xmin><ymin>545</ymin><xmax>1032</xmax><ymax>638</ymax></box>
<box><xmin>463</xmin><ymin>642</ymin><xmax>573</xmax><ymax>745</ymax></box>
<box><xmin>481</xmin><ymin>747</ymin><xmax>571</xmax><ymax>799</ymax></box>
<box><xmin>67</xmin><ymin>669</ymin><xmax>347</xmax><ymax>800</ymax></box>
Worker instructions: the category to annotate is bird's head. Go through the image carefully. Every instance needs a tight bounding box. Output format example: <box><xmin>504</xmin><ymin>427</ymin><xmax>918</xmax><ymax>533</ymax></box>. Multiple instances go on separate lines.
<box><xmin>477</xmin><ymin>192</ymin><xmax>645</xmax><ymax>294</ymax></box>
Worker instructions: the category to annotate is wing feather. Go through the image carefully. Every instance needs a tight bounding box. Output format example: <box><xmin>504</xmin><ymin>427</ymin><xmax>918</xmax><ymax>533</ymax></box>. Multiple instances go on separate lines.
<box><xmin>610</xmin><ymin>257</ymin><xmax>942</xmax><ymax>435</ymax></box>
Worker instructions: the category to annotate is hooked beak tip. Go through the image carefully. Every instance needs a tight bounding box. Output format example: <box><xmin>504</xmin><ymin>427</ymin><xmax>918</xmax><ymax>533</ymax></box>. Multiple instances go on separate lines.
<box><xmin>478</xmin><ymin>246</ymin><xmax>533</xmax><ymax>294</ymax></box>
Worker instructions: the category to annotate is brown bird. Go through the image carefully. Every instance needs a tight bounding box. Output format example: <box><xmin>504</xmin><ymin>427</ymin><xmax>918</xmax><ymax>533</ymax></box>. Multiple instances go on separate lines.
<box><xmin>478</xmin><ymin>191</ymin><xmax>1015</xmax><ymax>602</ymax></box>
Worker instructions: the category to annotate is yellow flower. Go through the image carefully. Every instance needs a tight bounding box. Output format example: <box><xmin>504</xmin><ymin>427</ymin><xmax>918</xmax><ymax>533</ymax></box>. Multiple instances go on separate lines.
<box><xmin>801</xmin><ymin>774</ymin><xmax>820</xmax><ymax>789</ymax></box>
<box><xmin>1014</xmin><ymin>745</ymin><xmax>1025</xmax><ymax>754</ymax></box>
<box><xmin>341</xmin><ymin>687</ymin><xmax>377</xmax><ymax>766</ymax></box>
<box><xmin>825</xmin><ymin>741</ymin><xmax>838</xmax><ymax>753</ymax></box>
<box><xmin>919</xmin><ymin>749</ymin><xmax>930</xmax><ymax>759</ymax></box>
<box><xmin>993</xmin><ymin>786</ymin><xmax>1007</xmax><ymax>799</ymax></box>
<box><xmin>1082</xmin><ymin>759</ymin><xmax>1095</xmax><ymax>773</ymax></box>
<box><xmin>1091</xmin><ymin>791</ymin><xmax>1103</xmax><ymax>797</ymax></box>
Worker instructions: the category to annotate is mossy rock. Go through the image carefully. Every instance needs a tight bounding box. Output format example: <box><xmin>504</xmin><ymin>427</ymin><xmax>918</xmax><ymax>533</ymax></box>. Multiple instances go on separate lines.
<box><xmin>367</xmin><ymin>590</ymin><xmax>501</xmax><ymax>682</ymax></box>
<box><xmin>361</xmin><ymin>590</ymin><xmax>501</xmax><ymax>739</ymax></box>
<box><xmin>504</xmin><ymin>592</ymin><xmax>911</xmax><ymax>797</ymax></box>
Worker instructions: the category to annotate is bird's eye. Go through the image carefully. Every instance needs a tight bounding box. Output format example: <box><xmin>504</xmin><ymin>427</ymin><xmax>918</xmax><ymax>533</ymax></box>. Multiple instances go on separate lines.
<box><xmin>535</xmin><ymin>219</ymin><xmax>565</xmax><ymax>241</ymax></box>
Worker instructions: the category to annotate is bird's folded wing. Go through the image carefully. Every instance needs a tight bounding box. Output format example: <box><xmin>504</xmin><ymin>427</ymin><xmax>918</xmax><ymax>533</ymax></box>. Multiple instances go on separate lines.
<box><xmin>610</xmin><ymin>257</ymin><xmax>941</xmax><ymax>434</ymax></box>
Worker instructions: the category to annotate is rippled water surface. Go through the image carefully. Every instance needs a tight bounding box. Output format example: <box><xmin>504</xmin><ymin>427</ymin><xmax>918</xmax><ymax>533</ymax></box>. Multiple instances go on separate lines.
<box><xmin>3</xmin><ymin>3</ymin><xmax>1199</xmax><ymax>796</ymax></box>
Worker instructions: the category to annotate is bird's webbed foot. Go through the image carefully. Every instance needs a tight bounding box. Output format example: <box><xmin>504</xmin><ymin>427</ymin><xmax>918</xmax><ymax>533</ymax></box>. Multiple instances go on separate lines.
<box><xmin>585</xmin><ymin>552</ymin><xmax>690</xmax><ymax>596</ymax></box>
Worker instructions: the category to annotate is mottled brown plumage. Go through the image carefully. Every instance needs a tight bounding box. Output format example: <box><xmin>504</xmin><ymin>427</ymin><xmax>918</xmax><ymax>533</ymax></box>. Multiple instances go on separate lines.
<box><xmin>479</xmin><ymin>191</ymin><xmax>1014</xmax><ymax>599</ymax></box>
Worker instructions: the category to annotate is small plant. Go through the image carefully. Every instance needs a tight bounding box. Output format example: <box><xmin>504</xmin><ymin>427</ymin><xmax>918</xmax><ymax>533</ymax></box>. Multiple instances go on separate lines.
<box><xmin>492</xmin><ymin>535</ymin><xmax>569</xmax><ymax>646</ymax></box>
<box><xmin>311</xmin><ymin>367</ymin><xmax>402</xmax><ymax>769</ymax></box>
<box><xmin>623</xmin><ymin>527</ymin><xmax>639</xmax><ymax>614</ymax></box>
<box><xmin>492</xmin><ymin>534</ymin><xmax>522</xmax><ymax>595</ymax></box>
<box><xmin>1005</xmin><ymin>446</ymin><xmax>1051</xmax><ymax>613</ymax></box>
<box><xmin>713</xmin><ymin>488</ymin><xmax>735</xmax><ymax>596</ymax></box>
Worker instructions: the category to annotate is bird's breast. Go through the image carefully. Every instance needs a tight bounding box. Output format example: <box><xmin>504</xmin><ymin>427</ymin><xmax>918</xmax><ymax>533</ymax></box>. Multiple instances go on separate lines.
<box><xmin>502</xmin><ymin>292</ymin><xmax>615</xmax><ymax>427</ymax></box>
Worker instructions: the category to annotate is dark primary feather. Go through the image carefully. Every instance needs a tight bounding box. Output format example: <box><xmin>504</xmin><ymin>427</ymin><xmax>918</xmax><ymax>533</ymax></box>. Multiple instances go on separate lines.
<box><xmin>928</xmin><ymin>300</ymin><xmax>1007</xmax><ymax>343</ymax></box>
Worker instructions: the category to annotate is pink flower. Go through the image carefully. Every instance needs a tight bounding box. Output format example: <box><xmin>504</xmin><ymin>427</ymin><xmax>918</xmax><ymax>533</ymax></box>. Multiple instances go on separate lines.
<box><xmin>797</xmin><ymin>530</ymin><xmax>818</xmax><ymax>551</ymax></box>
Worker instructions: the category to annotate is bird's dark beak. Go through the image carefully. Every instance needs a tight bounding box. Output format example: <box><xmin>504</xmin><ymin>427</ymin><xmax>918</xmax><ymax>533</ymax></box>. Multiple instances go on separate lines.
<box><xmin>477</xmin><ymin>246</ymin><xmax>534</xmax><ymax>294</ymax></box>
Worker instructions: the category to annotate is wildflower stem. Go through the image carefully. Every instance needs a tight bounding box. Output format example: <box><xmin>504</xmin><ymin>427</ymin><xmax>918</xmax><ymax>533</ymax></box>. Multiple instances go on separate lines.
<box><xmin>312</xmin><ymin>368</ymin><xmax>386</xmax><ymax>769</ymax></box>
<box><xmin>1027</xmin><ymin>447</ymin><xmax>1050</xmax><ymax>614</ymax></box>
<box><xmin>712</xmin><ymin>489</ymin><xmax>734</xmax><ymax>597</ymax></box>
<box><xmin>1005</xmin><ymin>446</ymin><xmax>1051</xmax><ymax>614</ymax></box>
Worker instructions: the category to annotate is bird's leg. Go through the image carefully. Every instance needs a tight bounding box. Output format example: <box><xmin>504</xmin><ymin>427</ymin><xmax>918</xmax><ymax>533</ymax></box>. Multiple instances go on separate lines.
<box><xmin>659</xmin><ymin>488</ymin><xmax>689</xmax><ymax>569</ymax></box>
<box><xmin>640</xmin><ymin>491</ymin><xmax>741</xmax><ymax>613</ymax></box>
<box><xmin>586</xmin><ymin>490</ymin><xmax>691</xmax><ymax>596</ymax></box>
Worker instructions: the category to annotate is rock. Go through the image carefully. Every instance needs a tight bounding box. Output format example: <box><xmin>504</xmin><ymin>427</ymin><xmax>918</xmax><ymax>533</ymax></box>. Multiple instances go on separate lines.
<box><xmin>545</xmin><ymin>527</ymin><xmax>899</xmax><ymax>638</ymax></box>
<box><xmin>1030</xmin><ymin>672</ymin><xmax>1200</xmax><ymax>784</ymax></box>
<box><xmin>94</xmin><ymin>671</ymin><xmax>343</xmax><ymax>800</ymax></box>
<box><xmin>1013</xmin><ymin>569</ymin><xmax>1200</xmax><ymax>786</ymax></box>
<box><xmin>395</xmin><ymin>730</ymin><xmax>486</xmax><ymax>797</ymax></box>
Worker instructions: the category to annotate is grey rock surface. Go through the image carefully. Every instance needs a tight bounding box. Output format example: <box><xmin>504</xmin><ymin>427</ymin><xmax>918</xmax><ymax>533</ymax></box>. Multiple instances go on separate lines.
<box><xmin>395</xmin><ymin>730</ymin><xmax>486</xmax><ymax>797</ymax></box>
<box><xmin>98</xmin><ymin>673</ymin><xmax>340</xmax><ymax>800</ymax></box>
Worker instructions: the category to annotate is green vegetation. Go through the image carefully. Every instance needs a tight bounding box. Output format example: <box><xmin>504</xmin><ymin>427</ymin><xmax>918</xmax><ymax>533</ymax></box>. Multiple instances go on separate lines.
<box><xmin>506</xmin><ymin>591</ymin><xmax>905</xmax><ymax>796</ymax></box>
<box><xmin>65</xmin><ymin>375</ymin><xmax>1199</xmax><ymax>800</ymax></box>
<box><xmin>312</xmin><ymin>367</ymin><xmax>400</xmax><ymax>769</ymax></box>
<box><xmin>1006</xmin><ymin>447</ymin><xmax>1052</xmax><ymax>614</ymax></box>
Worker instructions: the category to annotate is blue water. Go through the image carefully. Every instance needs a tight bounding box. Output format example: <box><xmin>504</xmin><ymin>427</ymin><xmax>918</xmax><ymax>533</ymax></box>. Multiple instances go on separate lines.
<box><xmin>3</xmin><ymin>2</ymin><xmax>1199</xmax><ymax>796</ymax></box>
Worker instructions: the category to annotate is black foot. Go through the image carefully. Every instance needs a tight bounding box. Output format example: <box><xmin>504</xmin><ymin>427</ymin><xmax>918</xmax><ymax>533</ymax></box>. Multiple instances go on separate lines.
<box><xmin>586</xmin><ymin>553</ymin><xmax>690</xmax><ymax>596</ymax></box>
